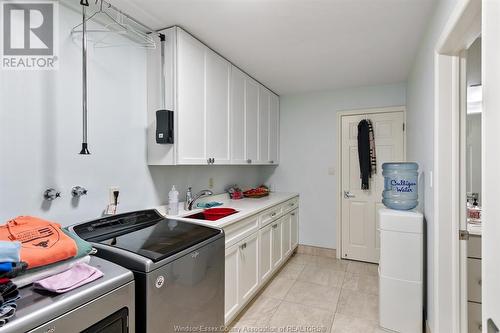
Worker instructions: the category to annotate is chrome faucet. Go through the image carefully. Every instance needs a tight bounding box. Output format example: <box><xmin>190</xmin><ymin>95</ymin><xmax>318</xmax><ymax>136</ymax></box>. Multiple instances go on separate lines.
<box><xmin>185</xmin><ymin>187</ymin><xmax>213</xmax><ymax>210</ymax></box>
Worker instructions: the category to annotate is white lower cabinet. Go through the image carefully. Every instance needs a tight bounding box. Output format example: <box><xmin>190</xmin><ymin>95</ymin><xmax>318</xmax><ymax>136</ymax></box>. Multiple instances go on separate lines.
<box><xmin>291</xmin><ymin>209</ymin><xmax>298</xmax><ymax>249</ymax></box>
<box><xmin>259</xmin><ymin>223</ymin><xmax>273</xmax><ymax>283</ymax></box>
<box><xmin>271</xmin><ymin>219</ymin><xmax>283</xmax><ymax>269</ymax></box>
<box><xmin>224</xmin><ymin>244</ymin><xmax>239</xmax><ymax>323</ymax></box>
<box><xmin>239</xmin><ymin>232</ymin><xmax>259</xmax><ymax>303</ymax></box>
<box><xmin>224</xmin><ymin>198</ymin><xmax>299</xmax><ymax>325</ymax></box>
<box><xmin>224</xmin><ymin>233</ymin><xmax>259</xmax><ymax>324</ymax></box>
<box><xmin>282</xmin><ymin>214</ymin><xmax>291</xmax><ymax>258</ymax></box>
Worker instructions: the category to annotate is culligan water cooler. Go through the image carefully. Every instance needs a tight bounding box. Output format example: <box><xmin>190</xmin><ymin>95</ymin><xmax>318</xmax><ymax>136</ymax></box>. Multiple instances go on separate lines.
<box><xmin>378</xmin><ymin>208</ymin><xmax>423</xmax><ymax>333</ymax></box>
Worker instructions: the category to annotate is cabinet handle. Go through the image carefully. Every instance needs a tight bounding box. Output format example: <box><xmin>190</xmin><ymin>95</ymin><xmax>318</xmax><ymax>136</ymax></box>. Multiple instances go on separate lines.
<box><xmin>291</xmin><ymin>213</ymin><xmax>296</xmax><ymax>216</ymax></box>
<box><xmin>272</xmin><ymin>224</ymin><xmax>278</xmax><ymax>229</ymax></box>
<box><xmin>207</xmin><ymin>158</ymin><xmax>211</xmax><ymax>164</ymax></box>
<box><xmin>271</xmin><ymin>212</ymin><xmax>277</xmax><ymax>217</ymax></box>
<box><xmin>289</xmin><ymin>203</ymin><xmax>295</xmax><ymax>207</ymax></box>
<box><xmin>240</xmin><ymin>243</ymin><xmax>247</xmax><ymax>249</ymax></box>
<box><xmin>269</xmin><ymin>160</ymin><xmax>274</xmax><ymax>164</ymax></box>
<box><xmin>247</xmin><ymin>159</ymin><xmax>252</xmax><ymax>164</ymax></box>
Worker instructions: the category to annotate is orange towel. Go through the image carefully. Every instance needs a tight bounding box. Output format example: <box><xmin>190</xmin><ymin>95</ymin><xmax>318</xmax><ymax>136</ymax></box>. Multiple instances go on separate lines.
<box><xmin>0</xmin><ymin>216</ymin><xmax>77</xmax><ymax>269</ymax></box>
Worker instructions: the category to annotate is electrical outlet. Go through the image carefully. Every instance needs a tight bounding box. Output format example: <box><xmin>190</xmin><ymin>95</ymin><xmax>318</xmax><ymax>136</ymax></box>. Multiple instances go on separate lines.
<box><xmin>109</xmin><ymin>186</ymin><xmax>120</xmax><ymax>205</ymax></box>
<box><xmin>208</xmin><ymin>177</ymin><xmax>214</xmax><ymax>189</ymax></box>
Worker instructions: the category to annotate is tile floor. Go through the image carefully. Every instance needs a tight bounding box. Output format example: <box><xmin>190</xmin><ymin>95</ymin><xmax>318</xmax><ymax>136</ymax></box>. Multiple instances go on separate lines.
<box><xmin>229</xmin><ymin>253</ymin><xmax>384</xmax><ymax>333</ymax></box>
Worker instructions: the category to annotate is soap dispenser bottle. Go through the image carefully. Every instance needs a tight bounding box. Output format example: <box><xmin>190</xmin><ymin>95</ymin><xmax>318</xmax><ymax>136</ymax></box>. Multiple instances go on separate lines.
<box><xmin>168</xmin><ymin>186</ymin><xmax>179</xmax><ymax>215</ymax></box>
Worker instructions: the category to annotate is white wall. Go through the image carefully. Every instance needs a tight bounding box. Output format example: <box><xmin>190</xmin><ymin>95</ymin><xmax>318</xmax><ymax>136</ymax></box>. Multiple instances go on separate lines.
<box><xmin>266</xmin><ymin>83</ymin><xmax>406</xmax><ymax>249</ymax></box>
<box><xmin>405</xmin><ymin>0</ymin><xmax>459</xmax><ymax>330</ymax></box>
<box><xmin>0</xmin><ymin>3</ymin><xmax>271</xmax><ymax>226</ymax></box>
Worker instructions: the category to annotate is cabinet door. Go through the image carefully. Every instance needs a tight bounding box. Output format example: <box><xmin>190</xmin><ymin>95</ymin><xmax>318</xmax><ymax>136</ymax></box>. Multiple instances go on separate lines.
<box><xmin>239</xmin><ymin>233</ymin><xmax>259</xmax><ymax>304</ymax></box>
<box><xmin>245</xmin><ymin>79</ymin><xmax>259</xmax><ymax>164</ymax></box>
<box><xmin>176</xmin><ymin>29</ymin><xmax>206</xmax><ymax>164</ymax></box>
<box><xmin>257</xmin><ymin>87</ymin><xmax>270</xmax><ymax>164</ymax></box>
<box><xmin>271</xmin><ymin>219</ymin><xmax>283</xmax><ymax>269</ymax></box>
<box><xmin>290</xmin><ymin>209</ymin><xmax>299</xmax><ymax>249</ymax></box>
<box><xmin>206</xmin><ymin>49</ymin><xmax>231</xmax><ymax>164</ymax></box>
<box><xmin>282</xmin><ymin>214</ymin><xmax>291</xmax><ymax>257</ymax></box>
<box><xmin>269</xmin><ymin>93</ymin><xmax>279</xmax><ymax>164</ymax></box>
<box><xmin>259</xmin><ymin>223</ymin><xmax>273</xmax><ymax>282</ymax></box>
<box><xmin>224</xmin><ymin>244</ymin><xmax>239</xmax><ymax>323</ymax></box>
<box><xmin>230</xmin><ymin>66</ymin><xmax>246</xmax><ymax>164</ymax></box>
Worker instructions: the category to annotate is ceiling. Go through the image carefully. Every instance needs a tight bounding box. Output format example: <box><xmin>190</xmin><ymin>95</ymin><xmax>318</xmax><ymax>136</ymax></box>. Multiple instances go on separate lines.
<box><xmin>109</xmin><ymin>0</ymin><xmax>435</xmax><ymax>95</ymax></box>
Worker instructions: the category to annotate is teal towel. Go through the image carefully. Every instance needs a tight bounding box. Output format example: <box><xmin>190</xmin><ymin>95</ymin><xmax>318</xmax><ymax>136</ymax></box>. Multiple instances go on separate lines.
<box><xmin>20</xmin><ymin>228</ymin><xmax>94</xmax><ymax>275</ymax></box>
<box><xmin>0</xmin><ymin>241</ymin><xmax>21</xmax><ymax>263</ymax></box>
<box><xmin>197</xmin><ymin>202</ymin><xmax>223</xmax><ymax>208</ymax></box>
<box><xmin>62</xmin><ymin>228</ymin><xmax>94</xmax><ymax>258</ymax></box>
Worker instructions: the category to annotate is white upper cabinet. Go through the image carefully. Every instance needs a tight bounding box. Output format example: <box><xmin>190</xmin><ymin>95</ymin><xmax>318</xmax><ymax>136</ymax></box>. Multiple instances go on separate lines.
<box><xmin>147</xmin><ymin>27</ymin><xmax>279</xmax><ymax>165</ymax></box>
<box><xmin>269</xmin><ymin>93</ymin><xmax>280</xmax><ymax>164</ymax></box>
<box><xmin>230</xmin><ymin>67</ymin><xmax>246</xmax><ymax>164</ymax></box>
<box><xmin>245</xmin><ymin>78</ymin><xmax>259</xmax><ymax>164</ymax></box>
<box><xmin>205</xmin><ymin>49</ymin><xmax>231</xmax><ymax>164</ymax></box>
<box><xmin>257</xmin><ymin>87</ymin><xmax>270</xmax><ymax>164</ymax></box>
<box><xmin>176</xmin><ymin>29</ymin><xmax>206</xmax><ymax>164</ymax></box>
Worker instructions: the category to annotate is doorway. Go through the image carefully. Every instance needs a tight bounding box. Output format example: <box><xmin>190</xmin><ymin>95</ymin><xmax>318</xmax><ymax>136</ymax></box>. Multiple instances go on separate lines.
<box><xmin>433</xmin><ymin>0</ymin><xmax>482</xmax><ymax>331</ymax></box>
<box><xmin>460</xmin><ymin>37</ymin><xmax>483</xmax><ymax>333</ymax></box>
<box><xmin>337</xmin><ymin>106</ymin><xmax>406</xmax><ymax>263</ymax></box>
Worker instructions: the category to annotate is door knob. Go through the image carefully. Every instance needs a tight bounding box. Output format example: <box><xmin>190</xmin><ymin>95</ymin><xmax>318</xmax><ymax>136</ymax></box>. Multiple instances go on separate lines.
<box><xmin>344</xmin><ymin>191</ymin><xmax>355</xmax><ymax>199</ymax></box>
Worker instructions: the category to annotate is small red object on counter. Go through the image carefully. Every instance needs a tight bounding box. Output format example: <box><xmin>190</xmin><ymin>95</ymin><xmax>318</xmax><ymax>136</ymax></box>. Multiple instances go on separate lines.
<box><xmin>203</xmin><ymin>208</ymin><xmax>238</xmax><ymax>221</ymax></box>
<box><xmin>243</xmin><ymin>185</ymin><xmax>270</xmax><ymax>198</ymax></box>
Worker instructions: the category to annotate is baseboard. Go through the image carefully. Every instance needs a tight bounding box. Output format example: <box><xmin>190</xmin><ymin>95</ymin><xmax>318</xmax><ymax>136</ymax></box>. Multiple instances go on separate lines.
<box><xmin>297</xmin><ymin>244</ymin><xmax>336</xmax><ymax>258</ymax></box>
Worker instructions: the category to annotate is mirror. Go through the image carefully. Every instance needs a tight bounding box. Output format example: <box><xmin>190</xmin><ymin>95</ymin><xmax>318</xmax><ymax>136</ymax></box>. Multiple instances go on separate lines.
<box><xmin>465</xmin><ymin>37</ymin><xmax>482</xmax><ymax>223</ymax></box>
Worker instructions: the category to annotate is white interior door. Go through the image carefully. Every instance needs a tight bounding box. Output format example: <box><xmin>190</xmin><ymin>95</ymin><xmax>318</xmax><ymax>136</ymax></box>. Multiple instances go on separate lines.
<box><xmin>341</xmin><ymin>111</ymin><xmax>405</xmax><ymax>263</ymax></box>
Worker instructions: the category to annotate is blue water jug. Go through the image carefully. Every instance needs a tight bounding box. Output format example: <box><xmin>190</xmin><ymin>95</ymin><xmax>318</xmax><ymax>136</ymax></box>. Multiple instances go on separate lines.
<box><xmin>382</xmin><ymin>162</ymin><xmax>419</xmax><ymax>210</ymax></box>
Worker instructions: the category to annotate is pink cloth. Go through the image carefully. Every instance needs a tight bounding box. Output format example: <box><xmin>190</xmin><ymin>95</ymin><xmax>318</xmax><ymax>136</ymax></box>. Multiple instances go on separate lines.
<box><xmin>33</xmin><ymin>263</ymin><xmax>103</xmax><ymax>294</ymax></box>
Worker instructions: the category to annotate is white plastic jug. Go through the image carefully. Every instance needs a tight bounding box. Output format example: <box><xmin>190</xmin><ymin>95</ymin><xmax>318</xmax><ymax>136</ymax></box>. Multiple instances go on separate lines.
<box><xmin>382</xmin><ymin>162</ymin><xmax>419</xmax><ymax>210</ymax></box>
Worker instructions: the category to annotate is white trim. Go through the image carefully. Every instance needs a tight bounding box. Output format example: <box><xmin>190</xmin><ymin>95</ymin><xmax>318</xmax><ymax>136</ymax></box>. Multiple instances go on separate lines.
<box><xmin>335</xmin><ymin>105</ymin><xmax>406</xmax><ymax>259</ymax></box>
<box><xmin>458</xmin><ymin>51</ymin><xmax>468</xmax><ymax>333</ymax></box>
<box><xmin>433</xmin><ymin>0</ymin><xmax>482</xmax><ymax>331</ymax></box>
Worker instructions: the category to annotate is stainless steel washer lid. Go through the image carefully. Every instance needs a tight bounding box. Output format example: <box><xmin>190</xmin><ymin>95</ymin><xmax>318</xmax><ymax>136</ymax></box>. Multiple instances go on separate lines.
<box><xmin>71</xmin><ymin>209</ymin><xmax>223</xmax><ymax>272</ymax></box>
<box><xmin>0</xmin><ymin>257</ymin><xmax>134</xmax><ymax>333</ymax></box>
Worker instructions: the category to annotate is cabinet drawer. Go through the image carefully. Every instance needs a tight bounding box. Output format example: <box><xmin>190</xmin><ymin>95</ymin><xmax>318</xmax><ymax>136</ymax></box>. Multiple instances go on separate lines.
<box><xmin>282</xmin><ymin>197</ymin><xmax>299</xmax><ymax>214</ymax></box>
<box><xmin>224</xmin><ymin>216</ymin><xmax>258</xmax><ymax>248</ymax></box>
<box><xmin>468</xmin><ymin>235</ymin><xmax>481</xmax><ymax>259</ymax></box>
<box><xmin>468</xmin><ymin>302</ymin><xmax>482</xmax><ymax>333</ymax></box>
<box><xmin>467</xmin><ymin>258</ymin><xmax>482</xmax><ymax>303</ymax></box>
<box><xmin>259</xmin><ymin>206</ymin><xmax>283</xmax><ymax>228</ymax></box>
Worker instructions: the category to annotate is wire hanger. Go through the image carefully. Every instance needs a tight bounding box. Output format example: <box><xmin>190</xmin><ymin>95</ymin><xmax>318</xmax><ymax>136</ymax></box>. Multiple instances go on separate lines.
<box><xmin>93</xmin><ymin>12</ymin><xmax>156</xmax><ymax>49</ymax></box>
<box><xmin>71</xmin><ymin>0</ymin><xmax>156</xmax><ymax>49</ymax></box>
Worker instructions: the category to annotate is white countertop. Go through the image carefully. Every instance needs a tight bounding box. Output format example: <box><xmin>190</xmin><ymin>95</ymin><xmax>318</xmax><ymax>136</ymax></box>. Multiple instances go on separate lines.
<box><xmin>156</xmin><ymin>192</ymin><xmax>299</xmax><ymax>228</ymax></box>
<box><xmin>467</xmin><ymin>222</ymin><xmax>482</xmax><ymax>236</ymax></box>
